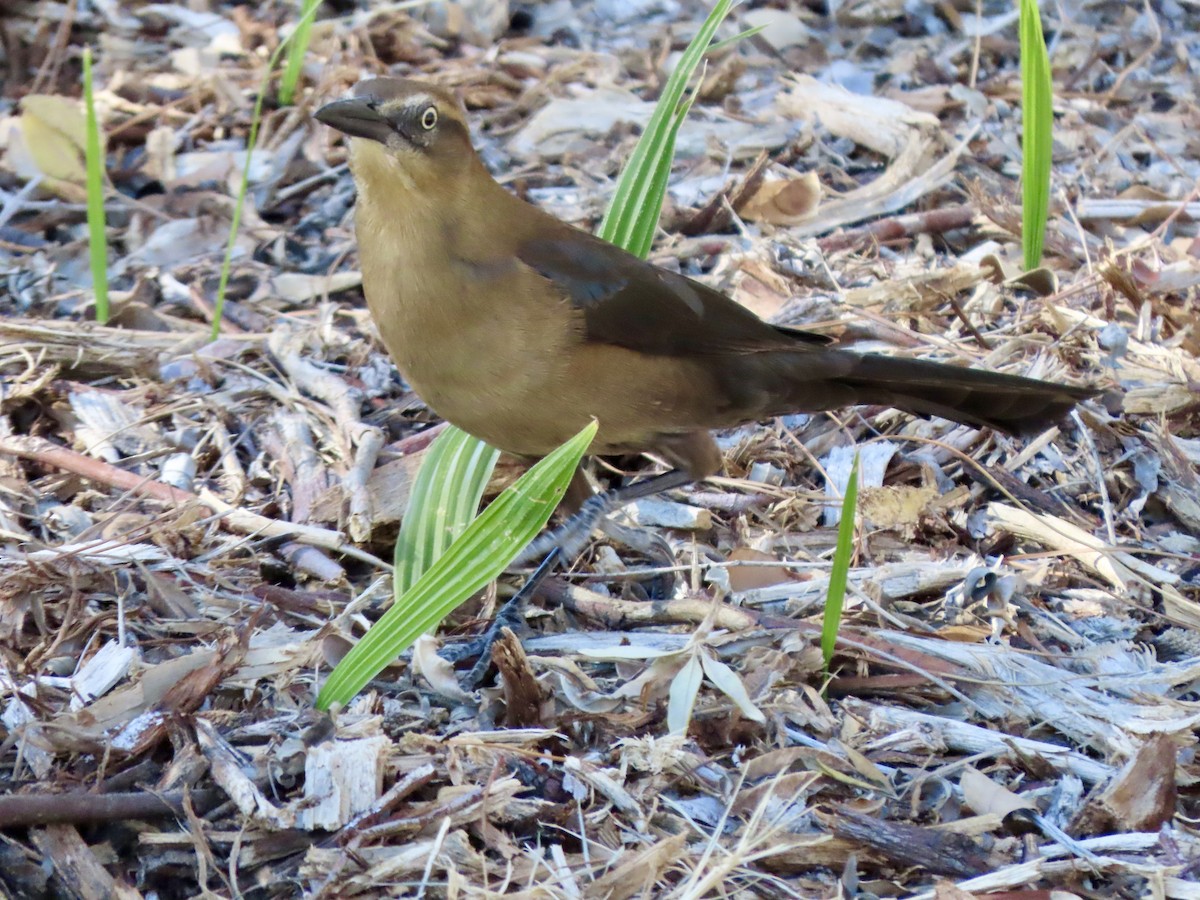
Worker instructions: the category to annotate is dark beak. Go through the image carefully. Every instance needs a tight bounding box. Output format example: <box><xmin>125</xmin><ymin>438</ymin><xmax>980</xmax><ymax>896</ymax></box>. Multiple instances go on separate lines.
<box><xmin>314</xmin><ymin>98</ymin><xmax>392</xmax><ymax>144</ymax></box>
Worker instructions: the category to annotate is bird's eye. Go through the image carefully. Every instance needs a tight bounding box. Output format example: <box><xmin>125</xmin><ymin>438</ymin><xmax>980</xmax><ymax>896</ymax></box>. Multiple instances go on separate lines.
<box><xmin>420</xmin><ymin>106</ymin><xmax>438</xmax><ymax>130</ymax></box>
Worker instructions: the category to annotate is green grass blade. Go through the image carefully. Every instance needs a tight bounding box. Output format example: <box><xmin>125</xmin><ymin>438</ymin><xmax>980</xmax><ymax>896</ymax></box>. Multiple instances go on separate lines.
<box><xmin>317</xmin><ymin>421</ymin><xmax>596</xmax><ymax>708</ymax></box>
<box><xmin>1019</xmin><ymin>0</ymin><xmax>1053</xmax><ymax>270</ymax></box>
<box><xmin>708</xmin><ymin>25</ymin><xmax>764</xmax><ymax>55</ymax></box>
<box><xmin>81</xmin><ymin>48</ymin><xmax>108</xmax><ymax>325</ymax></box>
<box><xmin>278</xmin><ymin>0</ymin><xmax>321</xmax><ymax>105</ymax></box>
<box><xmin>211</xmin><ymin>1</ymin><xmax>321</xmax><ymax>340</ymax></box>
<box><xmin>393</xmin><ymin>426</ymin><xmax>500</xmax><ymax>597</ymax></box>
<box><xmin>597</xmin><ymin>0</ymin><xmax>735</xmax><ymax>258</ymax></box>
<box><xmin>821</xmin><ymin>454</ymin><xmax>858</xmax><ymax>675</ymax></box>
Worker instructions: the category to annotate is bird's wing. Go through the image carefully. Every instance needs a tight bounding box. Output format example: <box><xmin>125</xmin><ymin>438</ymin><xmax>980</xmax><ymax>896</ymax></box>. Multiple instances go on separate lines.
<box><xmin>516</xmin><ymin>232</ymin><xmax>830</xmax><ymax>356</ymax></box>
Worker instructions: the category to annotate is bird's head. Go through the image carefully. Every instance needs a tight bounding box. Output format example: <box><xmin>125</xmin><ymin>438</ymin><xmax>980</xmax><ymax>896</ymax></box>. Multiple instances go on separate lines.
<box><xmin>315</xmin><ymin>78</ymin><xmax>475</xmax><ymax>193</ymax></box>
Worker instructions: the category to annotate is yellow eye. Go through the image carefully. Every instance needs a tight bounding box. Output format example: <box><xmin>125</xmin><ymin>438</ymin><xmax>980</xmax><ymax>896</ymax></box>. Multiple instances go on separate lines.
<box><xmin>421</xmin><ymin>106</ymin><xmax>438</xmax><ymax>130</ymax></box>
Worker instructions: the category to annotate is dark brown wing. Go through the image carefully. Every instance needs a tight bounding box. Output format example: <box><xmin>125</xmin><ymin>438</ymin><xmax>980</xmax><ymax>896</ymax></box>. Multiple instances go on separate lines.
<box><xmin>516</xmin><ymin>232</ymin><xmax>830</xmax><ymax>356</ymax></box>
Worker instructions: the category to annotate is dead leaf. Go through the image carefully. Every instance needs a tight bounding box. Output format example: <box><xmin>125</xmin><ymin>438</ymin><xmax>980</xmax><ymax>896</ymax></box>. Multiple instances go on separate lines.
<box><xmin>493</xmin><ymin>628</ymin><xmax>545</xmax><ymax>727</ymax></box>
<box><xmin>412</xmin><ymin>635</ymin><xmax>472</xmax><ymax>702</ymax></box>
<box><xmin>859</xmin><ymin>483</ymin><xmax>939</xmax><ymax>528</ymax></box>
<box><xmin>590</xmin><ymin>833</ymin><xmax>687</xmax><ymax>899</ymax></box>
<box><xmin>6</xmin><ymin>95</ymin><xmax>95</xmax><ymax>199</ymax></box>
<box><xmin>960</xmin><ymin>765</ymin><xmax>1037</xmax><ymax>820</ymax></box>
<box><xmin>732</xmin><ymin>256</ymin><xmax>793</xmax><ymax>320</ymax></box>
<box><xmin>738</xmin><ymin>172</ymin><xmax>822</xmax><ymax>225</ymax></box>
<box><xmin>1089</xmin><ymin>733</ymin><xmax>1178</xmax><ymax>832</ymax></box>
<box><xmin>726</xmin><ymin>547</ymin><xmax>797</xmax><ymax>592</ymax></box>
<box><xmin>932</xmin><ymin>880</ymin><xmax>982</xmax><ymax>899</ymax></box>
<box><xmin>742</xmin><ymin>8</ymin><xmax>811</xmax><ymax>50</ymax></box>
<box><xmin>937</xmin><ymin>625</ymin><xmax>992</xmax><ymax>643</ymax></box>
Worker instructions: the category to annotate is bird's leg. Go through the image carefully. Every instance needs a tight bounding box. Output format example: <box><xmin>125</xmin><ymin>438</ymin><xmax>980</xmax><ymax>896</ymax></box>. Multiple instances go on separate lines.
<box><xmin>595</xmin><ymin>518</ymin><xmax>676</xmax><ymax>574</ymax></box>
<box><xmin>513</xmin><ymin>467</ymin><xmax>695</xmax><ymax>565</ymax></box>
<box><xmin>584</xmin><ymin>465</ymin><xmax>681</xmax><ymax>596</ymax></box>
<box><xmin>459</xmin><ymin>548</ymin><xmax>561</xmax><ymax>688</ymax></box>
<box><xmin>445</xmin><ymin>468</ymin><xmax>695</xmax><ymax>685</ymax></box>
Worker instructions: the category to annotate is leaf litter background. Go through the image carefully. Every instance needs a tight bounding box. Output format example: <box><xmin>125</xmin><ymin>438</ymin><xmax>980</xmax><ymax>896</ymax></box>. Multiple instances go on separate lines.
<box><xmin>2</xmin><ymin>0</ymin><xmax>1200</xmax><ymax>896</ymax></box>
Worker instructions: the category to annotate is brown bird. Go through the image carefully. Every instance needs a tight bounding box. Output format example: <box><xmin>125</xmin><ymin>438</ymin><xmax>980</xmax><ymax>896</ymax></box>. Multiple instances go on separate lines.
<box><xmin>316</xmin><ymin>78</ymin><xmax>1097</xmax><ymax>496</ymax></box>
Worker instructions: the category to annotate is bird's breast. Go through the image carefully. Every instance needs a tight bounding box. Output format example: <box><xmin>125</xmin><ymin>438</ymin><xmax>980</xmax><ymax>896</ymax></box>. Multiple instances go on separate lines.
<box><xmin>355</xmin><ymin>198</ymin><xmax>587</xmax><ymax>455</ymax></box>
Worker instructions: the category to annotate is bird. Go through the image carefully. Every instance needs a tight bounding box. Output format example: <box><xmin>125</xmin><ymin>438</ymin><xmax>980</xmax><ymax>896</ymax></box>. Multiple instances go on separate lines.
<box><xmin>315</xmin><ymin>77</ymin><xmax>1098</xmax><ymax>502</ymax></box>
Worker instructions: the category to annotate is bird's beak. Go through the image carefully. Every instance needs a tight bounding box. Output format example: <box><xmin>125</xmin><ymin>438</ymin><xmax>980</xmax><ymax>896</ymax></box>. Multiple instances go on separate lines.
<box><xmin>314</xmin><ymin>98</ymin><xmax>392</xmax><ymax>144</ymax></box>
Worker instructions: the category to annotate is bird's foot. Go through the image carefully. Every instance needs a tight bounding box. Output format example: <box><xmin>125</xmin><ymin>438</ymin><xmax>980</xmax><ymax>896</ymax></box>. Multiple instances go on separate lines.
<box><xmin>441</xmin><ymin>469</ymin><xmax>693</xmax><ymax>684</ymax></box>
<box><xmin>445</xmin><ymin>549</ymin><xmax>560</xmax><ymax>688</ymax></box>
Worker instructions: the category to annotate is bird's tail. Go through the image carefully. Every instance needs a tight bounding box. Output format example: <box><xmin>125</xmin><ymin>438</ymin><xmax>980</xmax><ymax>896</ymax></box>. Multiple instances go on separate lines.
<box><xmin>736</xmin><ymin>348</ymin><xmax>1099</xmax><ymax>436</ymax></box>
<box><xmin>835</xmin><ymin>353</ymin><xmax>1098</xmax><ymax>435</ymax></box>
